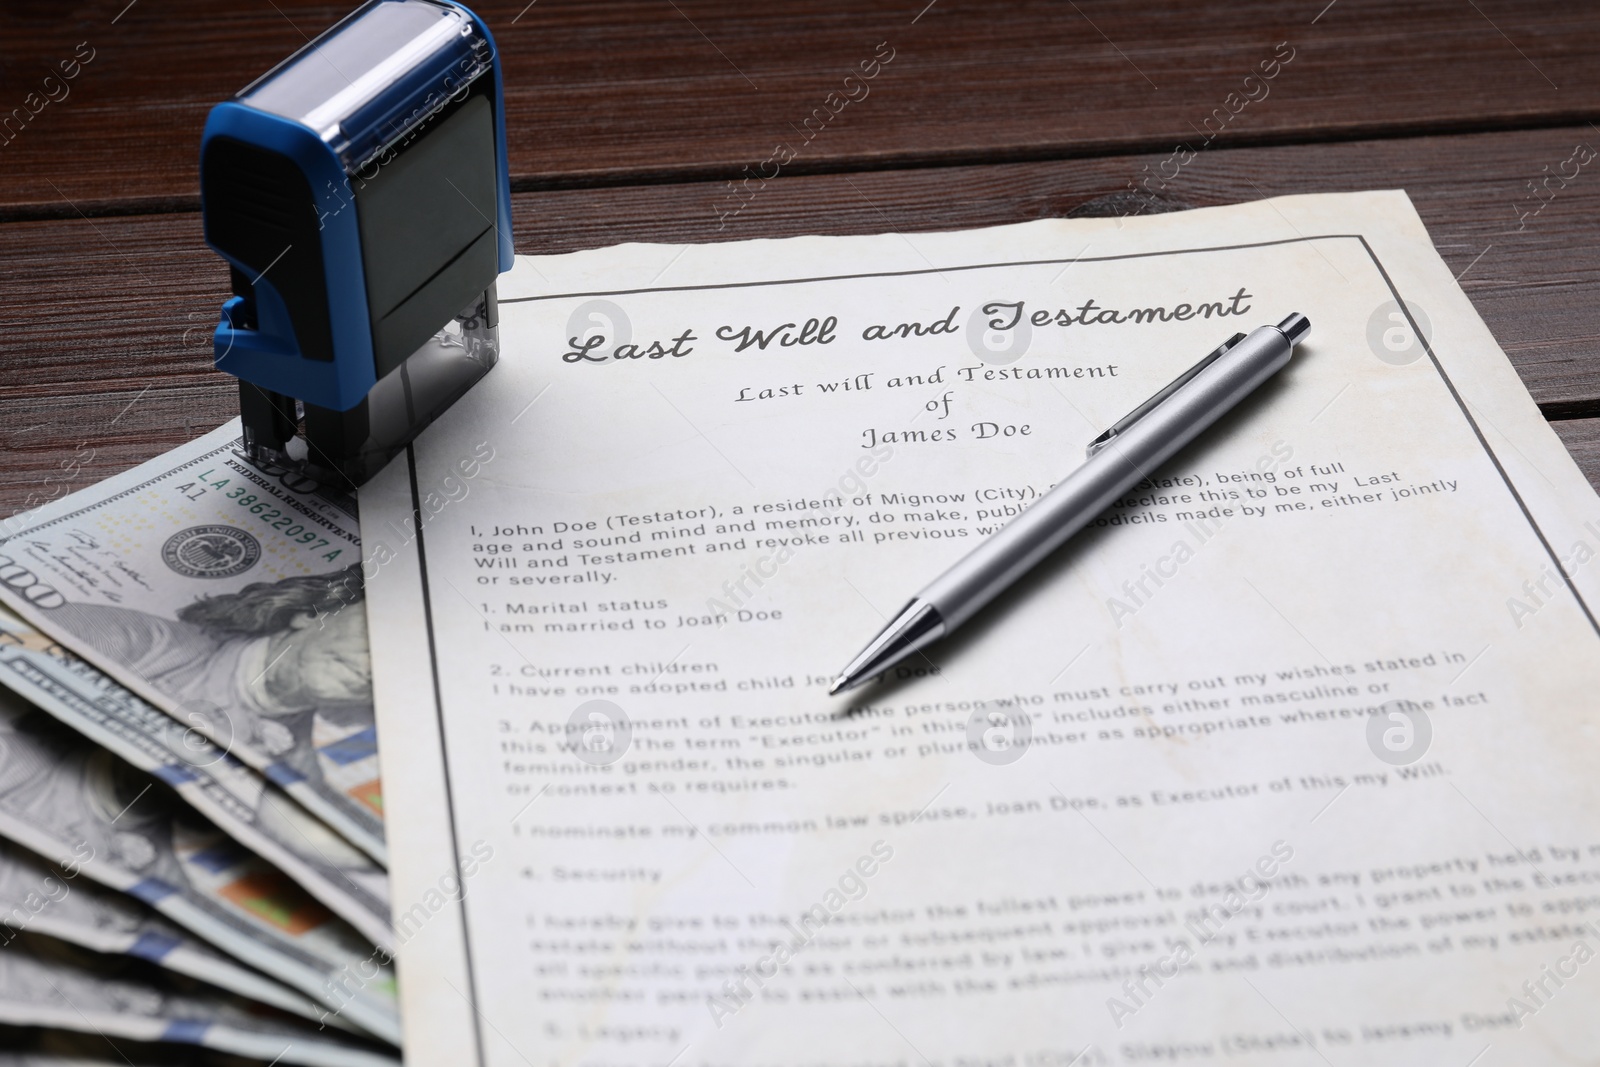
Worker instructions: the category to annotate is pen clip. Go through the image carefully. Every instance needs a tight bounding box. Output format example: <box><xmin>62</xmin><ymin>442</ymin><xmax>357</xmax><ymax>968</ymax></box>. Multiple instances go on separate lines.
<box><xmin>1084</xmin><ymin>332</ymin><xmax>1248</xmax><ymax>458</ymax></box>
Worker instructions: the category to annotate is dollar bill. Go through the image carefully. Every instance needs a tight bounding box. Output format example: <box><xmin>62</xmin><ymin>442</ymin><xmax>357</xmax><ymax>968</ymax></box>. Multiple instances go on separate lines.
<box><xmin>0</xmin><ymin>1022</ymin><xmax>259</xmax><ymax>1064</ymax></box>
<box><xmin>0</xmin><ymin>605</ymin><xmax>392</xmax><ymax>950</ymax></box>
<box><xmin>0</xmin><ymin>835</ymin><xmax>352</xmax><ymax>1031</ymax></box>
<box><xmin>0</xmin><ymin>687</ymin><xmax>399</xmax><ymax>1045</ymax></box>
<box><xmin>0</xmin><ymin>1055</ymin><xmax>148</xmax><ymax>1067</ymax></box>
<box><xmin>0</xmin><ymin>1027</ymin><xmax>167</xmax><ymax>1067</ymax></box>
<box><xmin>0</xmin><ymin>421</ymin><xmax>384</xmax><ymax>864</ymax></box>
<box><xmin>0</xmin><ymin>932</ymin><xmax>399</xmax><ymax>1067</ymax></box>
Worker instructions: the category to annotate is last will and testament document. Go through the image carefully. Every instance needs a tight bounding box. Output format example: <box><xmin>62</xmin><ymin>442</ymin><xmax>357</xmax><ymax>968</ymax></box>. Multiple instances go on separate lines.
<box><xmin>361</xmin><ymin>192</ymin><xmax>1600</xmax><ymax>1066</ymax></box>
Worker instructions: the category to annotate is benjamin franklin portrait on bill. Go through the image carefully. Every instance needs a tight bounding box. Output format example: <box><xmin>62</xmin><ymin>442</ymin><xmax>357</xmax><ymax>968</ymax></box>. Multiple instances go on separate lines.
<box><xmin>48</xmin><ymin>566</ymin><xmax>382</xmax><ymax>822</ymax></box>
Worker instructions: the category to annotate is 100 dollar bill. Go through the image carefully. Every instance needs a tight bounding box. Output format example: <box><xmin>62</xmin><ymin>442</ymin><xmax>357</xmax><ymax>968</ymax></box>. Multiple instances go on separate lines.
<box><xmin>0</xmin><ymin>605</ymin><xmax>392</xmax><ymax>950</ymax></box>
<box><xmin>0</xmin><ymin>687</ymin><xmax>399</xmax><ymax>1044</ymax></box>
<box><xmin>0</xmin><ymin>836</ymin><xmax>345</xmax><ymax>1029</ymax></box>
<box><xmin>0</xmin><ymin>421</ymin><xmax>384</xmax><ymax>863</ymax></box>
<box><xmin>0</xmin><ymin>932</ymin><xmax>398</xmax><ymax>1067</ymax></box>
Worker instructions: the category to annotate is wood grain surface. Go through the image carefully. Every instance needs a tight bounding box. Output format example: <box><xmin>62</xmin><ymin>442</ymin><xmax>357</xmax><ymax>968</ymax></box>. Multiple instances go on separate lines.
<box><xmin>1553</xmin><ymin>419</ymin><xmax>1600</xmax><ymax>488</ymax></box>
<box><xmin>2</xmin><ymin>2</ymin><xmax>1599</xmax><ymax>519</ymax></box>
<box><xmin>3</xmin><ymin>0</ymin><xmax>1599</xmax><ymax>214</ymax></box>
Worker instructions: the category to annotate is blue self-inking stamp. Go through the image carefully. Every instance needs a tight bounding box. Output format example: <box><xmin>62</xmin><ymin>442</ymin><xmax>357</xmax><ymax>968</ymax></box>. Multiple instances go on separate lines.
<box><xmin>200</xmin><ymin>0</ymin><xmax>513</xmax><ymax>487</ymax></box>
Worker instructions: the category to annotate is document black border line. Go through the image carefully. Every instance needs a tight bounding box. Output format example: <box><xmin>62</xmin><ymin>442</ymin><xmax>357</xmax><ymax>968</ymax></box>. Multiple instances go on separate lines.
<box><xmin>405</xmin><ymin>448</ymin><xmax>490</xmax><ymax>1062</ymax></box>
<box><xmin>406</xmin><ymin>233</ymin><xmax>1600</xmax><ymax>1067</ymax></box>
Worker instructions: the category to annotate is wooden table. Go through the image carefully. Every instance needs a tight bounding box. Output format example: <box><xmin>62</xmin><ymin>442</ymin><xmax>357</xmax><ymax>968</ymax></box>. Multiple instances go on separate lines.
<box><xmin>5</xmin><ymin>0</ymin><xmax>1600</xmax><ymax>516</ymax></box>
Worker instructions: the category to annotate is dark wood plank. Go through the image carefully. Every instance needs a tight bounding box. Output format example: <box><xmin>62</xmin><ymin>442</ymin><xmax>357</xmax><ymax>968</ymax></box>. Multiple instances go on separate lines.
<box><xmin>4</xmin><ymin>0</ymin><xmax>1600</xmax><ymax>214</ymax></box>
<box><xmin>1552</xmin><ymin>418</ymin><xmax>1600</xmax><ymax>492</ymax></box>
<box><xmin>1</xmin><ymin>384</ymin><xmax>236</xmax><ymax>529</ymax></box>
<box><xmin>6</xmin><ymin>124</ymin><xmax>1600</xmax><ymax>516</ymax></box>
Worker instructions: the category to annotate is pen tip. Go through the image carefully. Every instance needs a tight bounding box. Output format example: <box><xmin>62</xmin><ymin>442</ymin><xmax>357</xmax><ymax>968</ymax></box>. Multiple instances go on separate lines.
<box><xmin>828</xmin><ymin>676</ymin><xmax>847</xmax><ymax>696</ymax></box>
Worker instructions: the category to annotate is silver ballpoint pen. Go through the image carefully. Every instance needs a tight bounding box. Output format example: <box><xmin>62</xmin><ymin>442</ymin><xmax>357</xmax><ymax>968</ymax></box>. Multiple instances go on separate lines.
<box><xmin>828</xmin><ymin>312</ymin><xmax>1311</xmax><ymax>695</ymax></box>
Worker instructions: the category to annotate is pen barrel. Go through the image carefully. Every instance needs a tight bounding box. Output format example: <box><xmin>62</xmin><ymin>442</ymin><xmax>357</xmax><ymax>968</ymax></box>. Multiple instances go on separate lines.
<box><xmin>921</xmin><ymin>324</ymin><xmax>1296</xmax><ymax>628</ymax></box>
